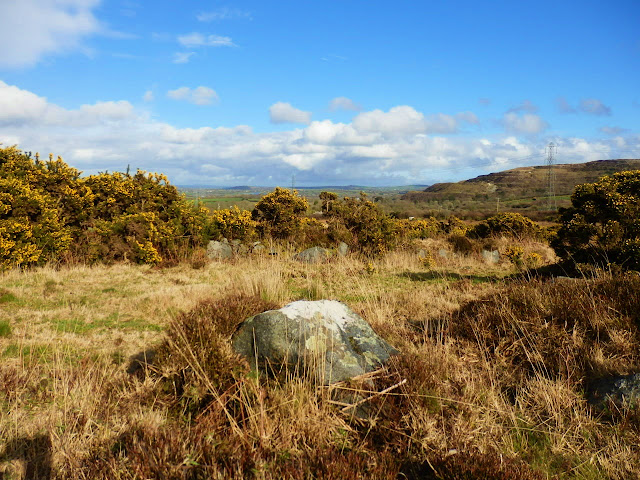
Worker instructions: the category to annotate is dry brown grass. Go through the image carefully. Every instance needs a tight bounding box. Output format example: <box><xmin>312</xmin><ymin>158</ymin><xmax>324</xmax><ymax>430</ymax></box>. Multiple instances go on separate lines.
<box><xmin>1</xmin><ymin>242</ymin><xmax>639</xmax><ymax>479</ymax></box>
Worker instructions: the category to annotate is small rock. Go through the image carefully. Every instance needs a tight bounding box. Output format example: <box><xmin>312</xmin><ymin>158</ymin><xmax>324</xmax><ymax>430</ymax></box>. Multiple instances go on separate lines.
<box><xmin>482</xmin><ymin>249</ymin><xmax>500</xmax><ymax>264</ymax></box>
<box><xmin>337</xmin><ymin>242</ymin><xmax>349</xmax><ymax>256</ymax></box>
<box><xmin>587</xmin><ymin>373</ymin><xmax>640</xmax><ymax>410</ymax></box>
<box><xmin>294</xmin><ymin>246</ymin><xmax>333</xmax><ymax>263</ymax></box>
<box><xmin>252</xmin><ymin>243</ymin><xmax>266</xmax><ymax>253</ymax></box>
<box><xmin>207</xmin><ymin>240</ymin><xmax>233</xmax><ymax>259</ymax></box>
<box><xmin>235</xmin><ymin>244</ymin><xmax>249</xmax><ymax>255</ymax></box>
<box><xmin>438</xmin><ymin>249</ymin><xmax>449</xmax><ymax>259</ymax></box>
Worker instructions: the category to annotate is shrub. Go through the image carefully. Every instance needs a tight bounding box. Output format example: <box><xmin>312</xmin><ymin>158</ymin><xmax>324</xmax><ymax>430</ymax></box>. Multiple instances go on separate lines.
<box><xmin>319</xmin><ymin>191</ymin><xmax>338</xmax><ymax>215</ymax></box>
<box><xmin>329</xmin><ymin>193</ymin><xmax>397</xmax><ymax>255</ymax></box>
<box><xmin>154</xmin><ymin>294</ymin><xmax>279</xmax><ymax>415</ymax></box>
<box><xmin>209</xmin><ymin>206</ymin><xmax>256</xmax><ymax>241</ymax></box>
<box><xmin>447</xmin><ymin>234</ymin><xmax>477</xmax><ymax>255</ymax></box>
<box><xmin>252</xmin><ymin>187</ymin><xmax>308</xmax><ymax>239</ymax></box>
<box><xmin>0</xmin><ymin>177</ymin><xmax>70</xmax><ymax>269</ymax></box>
<box><xmin>0</xmin><ymin>146</ymin><xmax>210</xmax><ymax>265</ymax></box>
<box><xmin>1</xmin><ymin>147</ymin><xmax>95</xmax><ymax>233</ymax></box>
<box><xmin>470</xmin><ymin>212</ymin><xmax>541</xmax><ymax>240</ymax></box>
<box><xmin>449</xmin><ymin>275</ymin><xmax>640</xmax><ymax>387</ymax></box>
<box><xmin>395</xmin><ymin>217</ymin><xmax>443</xmax><ymax>240</ymax></box>
<box><xmin>552</xmin><ymin>170</ymin><xmax>640</xmax><ymax>270</ymax></box>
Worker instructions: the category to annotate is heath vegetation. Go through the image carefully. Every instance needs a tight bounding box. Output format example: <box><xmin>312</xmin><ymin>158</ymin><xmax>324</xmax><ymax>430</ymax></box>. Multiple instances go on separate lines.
<box><xmin>1</xmin><ymin>145</ymin><xmax>640</xmax><ymax>479</ymax></box>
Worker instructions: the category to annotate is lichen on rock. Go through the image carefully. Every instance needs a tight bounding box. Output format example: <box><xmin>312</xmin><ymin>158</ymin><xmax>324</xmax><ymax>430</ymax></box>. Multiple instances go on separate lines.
<box><xmin>231</xmin><ymin>300</ymin><xmax>399</xmax><ymax>384</ymax></box>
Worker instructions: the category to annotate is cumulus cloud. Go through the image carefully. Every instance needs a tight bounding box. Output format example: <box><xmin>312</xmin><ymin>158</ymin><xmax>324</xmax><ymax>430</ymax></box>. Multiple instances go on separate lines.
<box><xmin>143</xmin><ymin>90</ymin><xmax>154</xmax><ymax>102</ymax></box>
<box><xmin>0</xmin><ymin>81</ymin><xmax>135</xmax><ymax>127</ymax></box>
<box><xmin>178</xmin><ymin>33</ymin><xmax>235</xmax><ymax>48</ymax></box>
<box><xmin>197</xmin><ymin>8</ymin><xmax>252</xmax><ymax>22</ymax></box>
<box><xmin>0</xmin><ymin>0</ymin><xmax>101</xmax><ymax>68</ymax></box>
<box><xmin>579</xmin><ymin>98</ymin><xmax>612</xmax><ymax>116</ymax></box>
<box><xmin>353</xmin><ymin>106</ymin><xmax>477</xmax><ymax>135</ymax></box>
<box><xmin>2</xmin><ymin>81</ymin><xmax>639</xmax><ymax>186</ymax></box>
<box><xmin>167</xmin><ymin>86</ymin><xmax>218</xmax><ymax>105</ymax></box>
<box><xmin>502</xmin><ymin>113</ymin><xmax>548</xmax><ymax>134</ymax></box>
<box><xmin>507</xmin><ymin>100</ymin><xmax>538</xmax><ymax>114</ymax></box>
<box><xmin>173</xmin><ymin>52</ymin><xmax>195</xmax><ymax>64</ymax></box>
<box><xmin>329</xmin><ymin>97</ymin><xmax>362</xmax><ymax>112</ymax></box>
<box><xmin>269</xmin><ymin>102</ymin><xmax>312</xmax><ymax>125</ymax></box>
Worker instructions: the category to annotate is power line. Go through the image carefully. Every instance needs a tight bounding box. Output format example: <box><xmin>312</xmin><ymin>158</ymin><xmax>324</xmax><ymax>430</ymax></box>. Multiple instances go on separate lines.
<box><xmin>546</xmin><ymin>142</ymin><xmax>557</xmax><ymax>210</ymax></box>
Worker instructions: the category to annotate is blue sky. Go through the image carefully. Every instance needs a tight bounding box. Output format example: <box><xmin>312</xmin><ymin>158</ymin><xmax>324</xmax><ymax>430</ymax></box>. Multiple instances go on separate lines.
<box><xmin>0</xmin><ymin>0</ymin><xmax>639</xmax><ymax>186</ymax></box>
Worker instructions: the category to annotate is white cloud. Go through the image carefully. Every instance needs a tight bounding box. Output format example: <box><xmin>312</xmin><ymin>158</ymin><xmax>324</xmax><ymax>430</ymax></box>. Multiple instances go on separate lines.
<box><xmin>0</xmin><ymin>81</ymin><xmax>51</xmax><ymax>125</ymax></box>
<box><xmin>353</xmin><ymin>106</ymin><xmax>428</xmax><ymax>135</ymax></box>
<box><xmin>579</xmin><ymin>98</ymin><xmax>612</xmax><ymax>116</ymax></box>
<box><xmin>173</xmin><ymin>52</ymin><xmax>195</xmax><ymax>64</ymax></box>
<box><xmin>143</xmin><ymin>90</ymin><xmax>154</xmax><ymax>102</ymax></box>
<box><xmin>269</xmin><ymin>102</ymin><xmax>312</xmax><ymax>125</ymax></box>
<box><xmin>2</xmin><ymin>82</ymin><xmax>639</xmax><ymax>186</ymax></box>
<box><xmin>0</xmin><ymin>0</ymin><xmax>101</xmax><ymax>68</ymax></box>
<box><xmin>353</xmin><ymin>106</ymin><xmax>477</xmax><ymax>135</ymax></box>
<box><xmin>329</xmin><ymin>97</ymin><xmax>362</xmax><ymax>112</ymax></box>
<box><xmin>178</xmin><ymin>33</ymin><xmax>235</xmax><ymax>48</ymax></box>
<box><xmin>502</xmin><ymin>113</ymin><xmax>548</xmax><ymax>134</ymax></box>
<box><xmin>0</xmin><ymin>81</ymin><xmax>135</xmax><ymax>127</ymax></box>
<box><xmin>197</xmin><ymin>8</ymin><xmax>252</xmax><ymax>22</ymax></box>
<box><xmin>303</xmin><ymin>120</ymin><xmax>379</xmax><ymax>145</ymax></box>
<box><xmin>167</xmin><ymin>86</ymin><xmax>218</xmax><ymax>105</ymax></box>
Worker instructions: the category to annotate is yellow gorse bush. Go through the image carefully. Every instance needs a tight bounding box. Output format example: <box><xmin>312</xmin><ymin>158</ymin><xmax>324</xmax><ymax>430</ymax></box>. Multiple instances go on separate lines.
<box><xmin>394</xmin><ymin>217</ymin><xmax>442</xmax><ymax>240</ymax></box>
<box><xmin>210</xmin><ymin>206</ymin><xmax>256</xmax><ymax>241</ymax></box>
<box><xmin>0</xmin><ymin>146</ymin><xmax>209</xmax><ymax>266</ymax></box>
<box><xmin>0</xmin><ymin>176</ymin><xmax>71</xmax><ymax>269</ymax></box>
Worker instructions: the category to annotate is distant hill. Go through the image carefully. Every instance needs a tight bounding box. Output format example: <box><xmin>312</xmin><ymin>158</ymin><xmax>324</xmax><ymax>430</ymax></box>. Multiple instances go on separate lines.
<box><xmin>403</xmin><ymin>158</ymin><xmax>640</xmax><ymax>201</ymax></box>
<box><xmin>401</xmin><ymin>159</ymin><xmax>640</xmax><ymax>219</ymax></box>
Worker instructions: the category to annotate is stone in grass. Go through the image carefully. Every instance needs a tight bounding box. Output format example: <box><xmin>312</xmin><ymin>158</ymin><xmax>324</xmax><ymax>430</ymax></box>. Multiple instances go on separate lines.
<box><xmin>337</xmin><ymin>242</ymin><xmax>349</xmax><ymax>257</ymax></box>
<box><xmin>294</xmin><ymin>246</ymin><xmax>333</xmax><ymax>263</ymax></box>
<box><xmin>206</xmin><ymin>240</ymin><xmax>233</xmax><ymax>259</ymax></box>
<box><xmin>231</xmin><ymin>300</ymin><xmax>399</xmax><ymax>385</ymax></box>
<box><xmin>587</xmin><ymin>373</ymin><xmax>640</xmax><ymax>410</ymax></box>
<box><xmin>481</xmin><ymin>249</ymin><xmax>500</xmax><ymax>264</ymax></box>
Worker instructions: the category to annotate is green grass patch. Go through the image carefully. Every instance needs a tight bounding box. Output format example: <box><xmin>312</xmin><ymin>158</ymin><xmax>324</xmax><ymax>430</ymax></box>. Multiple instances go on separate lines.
<box><xmin>0</xmin><ymin>320</ymin><xmax>12</xmax><ymax>337</ymax></box>
<box><xmin>54</xmin><ymin>318</ymin><xmax>91</xmax><ymax>334</ymax></box>
<box><xmin>0</xmin><ymin>289</ymin><xmax>19</xmax><ymax>304</ymax></box>
<box><xmin>50</xmin><ymin>313</ymin><xmax>163</xmax><ymax>334</ymax></box>
<box><xmin>2</xmin><ymin>343</ymin><xmax>53</xmax><ymax>361</ymax></box>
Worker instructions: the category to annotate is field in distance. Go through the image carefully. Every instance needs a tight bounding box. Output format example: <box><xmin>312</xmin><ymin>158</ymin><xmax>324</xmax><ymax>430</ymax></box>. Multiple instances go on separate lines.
<box><xmin>181</xmin><ymin>159</ymin><xmax>640</xmax><ymax>221</ymax></box>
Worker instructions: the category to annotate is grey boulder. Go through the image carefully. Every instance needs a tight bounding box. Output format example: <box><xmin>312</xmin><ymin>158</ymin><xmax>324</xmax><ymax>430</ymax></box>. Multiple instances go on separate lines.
<box><xmin>294</xmin><ymin>246</ymin><xmax>333</xmax><ymax>263</ymax></box>
<box><xmin>231</xmin><ymin>300</ymin><xmax>399</xmax><ymax>384</ymax></box>
<box><xmin>587</xmin><ymin>373</ymin><xmax>640</xmax><ymax>410</ymax></box>
<box><xmin>207</xmin><ymin>240</ymin><xmax>233</xmax><ymax>259</ymax></box>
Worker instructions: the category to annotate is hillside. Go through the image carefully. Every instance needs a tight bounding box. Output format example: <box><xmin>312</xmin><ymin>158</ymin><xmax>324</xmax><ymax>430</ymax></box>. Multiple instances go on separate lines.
<box><xmin>401</xmin><ymin>159</ymin><xmax>640</xmax><ymax>218</ymax></box>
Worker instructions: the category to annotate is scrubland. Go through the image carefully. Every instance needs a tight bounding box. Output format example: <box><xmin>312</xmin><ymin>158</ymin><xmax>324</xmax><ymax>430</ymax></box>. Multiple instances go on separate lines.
<box><xmin>1</xmin><ymin>238</ymin><xmax>639</xmax><ymax>480</ymax></box>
